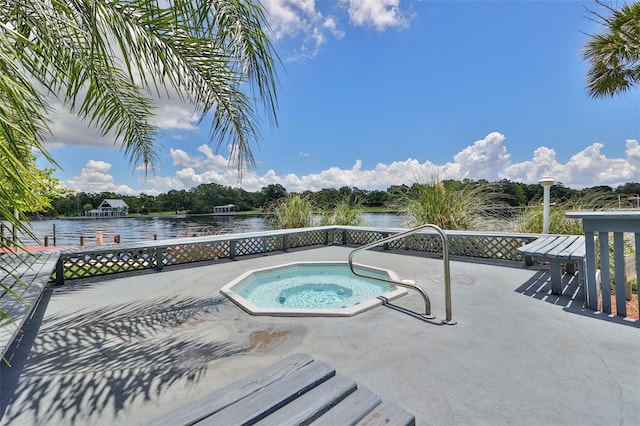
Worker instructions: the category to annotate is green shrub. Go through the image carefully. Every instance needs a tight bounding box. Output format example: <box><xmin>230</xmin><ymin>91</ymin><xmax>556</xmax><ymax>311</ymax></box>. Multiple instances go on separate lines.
<box><xmin>319</xmin><ymin>198</ymin><xmax>363</xmax><ymax>226</ymax></box>
<box><xmin>515</xmin><ymin>192</ymin><xmax>616</xmax><ymax>235</ymax></box>
<box><xmin>268</xmin><ymin>194</ymin><xmax>315</xmax><ymax>229</ymax></box>
<box><xmin>392</xmin><ymin>176</ymin><xmax>508</xmax><ymax>230</ymax></box>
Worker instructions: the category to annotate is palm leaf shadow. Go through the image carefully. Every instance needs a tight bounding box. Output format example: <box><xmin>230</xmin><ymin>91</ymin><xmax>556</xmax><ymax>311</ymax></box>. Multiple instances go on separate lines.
<box><xmin>3</xmin><ymin>294</ymin><xmax>247</xmax><ymax>424</ymax></box>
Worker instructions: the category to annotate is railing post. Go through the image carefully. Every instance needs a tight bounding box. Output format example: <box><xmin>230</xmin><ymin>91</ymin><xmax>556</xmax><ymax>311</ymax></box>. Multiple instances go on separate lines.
<box><xmin>55</xmin><ymin>256</ymin><xmax>65</xmax><ymax>285</ymax></box>
<box><xmin>613</xmin><ymin>232</ymin><xmax>626</xmax><ymax>317</ymax></box>
<box><xmin>283</xmin><ymin>235</ymin><xmax>289</xmax><ymax>252</ymax></box>
<box><xmin>230</xmin><ymin>240</ymin><xmax>236</xmax><ymax>260</ymax></box>
<box><xmin>382</xmin><ymin>233</ymin><xmax>389</xmax><ymax>250</ymax></box>
<box><xmin>342</xmin><ymin>230</ymin><xmax>347</xmax><ymax>245</ymax></box>
<box><xmin>323</xmin><ymin>230</ymin><xmax>329</xmax><ymax>245</ymax></box>
<box><xmin>599</xmin><ymin>233</ymin><xmax>611</xmax><ymax>312</ymax></box>
<box><xmin>584</xmin><ymin>231</ymin><xmax>598</xmax><ymax>310</ymax></box>
<box><xmin>155</xmin><ymin>247</ymin><xmax>163</xmax><ymax>271</ymax></box>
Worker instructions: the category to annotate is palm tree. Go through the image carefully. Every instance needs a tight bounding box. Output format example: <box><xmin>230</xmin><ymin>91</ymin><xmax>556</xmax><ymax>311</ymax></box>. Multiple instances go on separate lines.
<box><xmin>0</xmin><ymin>0</ymin><xmax>279</xmax><ymax>323</ymax></box>
<box><xmin>1</xmin><ymin>0</ymin><xmax>279</xmax><ymax>214</ymax></box>
<box><xmin>584</xmin><ymin>0</ymin><xmax>640</xmax><ymax>98</ymax></box>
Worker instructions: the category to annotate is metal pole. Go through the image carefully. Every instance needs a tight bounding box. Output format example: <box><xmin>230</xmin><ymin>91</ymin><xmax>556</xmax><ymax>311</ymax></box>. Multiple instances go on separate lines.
<box><xmin>540</xmin><ymin>177</ymin><xmax>555</xmax><ymax>234</ymax></box>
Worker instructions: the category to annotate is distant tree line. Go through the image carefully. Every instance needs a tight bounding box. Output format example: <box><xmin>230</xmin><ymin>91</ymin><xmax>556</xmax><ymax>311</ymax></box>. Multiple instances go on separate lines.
<box><xmin>45</xmin><ymin>180</ymin><xmax>640</xmax><ymax>217</ymax></box>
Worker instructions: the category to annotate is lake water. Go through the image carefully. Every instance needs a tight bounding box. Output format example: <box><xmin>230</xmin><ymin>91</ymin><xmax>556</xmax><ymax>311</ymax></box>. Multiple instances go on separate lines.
<box><xmin>3</xmin><ymin>213</ymin><xmax>408</xmax><ymax>247</ymax></box>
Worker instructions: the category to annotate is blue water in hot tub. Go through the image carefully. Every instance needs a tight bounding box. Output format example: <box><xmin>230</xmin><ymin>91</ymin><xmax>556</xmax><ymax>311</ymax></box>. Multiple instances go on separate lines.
<box><xmin>234</xmin><ymin>263</ymin><xmax>395</xmax><ymax>309</ymax></box>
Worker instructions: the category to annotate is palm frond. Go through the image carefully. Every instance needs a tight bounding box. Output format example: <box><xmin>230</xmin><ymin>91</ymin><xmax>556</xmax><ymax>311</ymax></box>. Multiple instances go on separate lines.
<box><xmin>584</xmin><ymin>1</ymin><xmax>640</xmax><ymax>98</ymax></box>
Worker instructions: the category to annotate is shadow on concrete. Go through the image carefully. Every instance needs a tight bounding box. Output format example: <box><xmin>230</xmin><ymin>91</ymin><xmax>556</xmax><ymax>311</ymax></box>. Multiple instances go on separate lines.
<box><xmin>0</xmin><ymin>294</ymin><xmax>246</xmax><ymax>424</ymax></box>
<box><xmin>515</xmin><ymin>270</ymin><xmax>639</xmax><ymax>328</ymax></box>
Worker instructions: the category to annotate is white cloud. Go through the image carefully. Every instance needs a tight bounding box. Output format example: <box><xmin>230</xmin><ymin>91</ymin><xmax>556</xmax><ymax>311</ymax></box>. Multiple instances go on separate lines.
<box><xmin>501</xmin><ymin>146</ymin><xmax>559</xmax><ymax>184</ymax></box>
<box><xmin>341</xmin><ymin>0</ymin><xmax>409</xmax><ymax>31</ymax></box>
<box><xmin>625</xmin><ymin>139</ymin><xmax>640</xmax><ymax>167</ymax></box>
<box><xmin>43</xmin><ymin>93</ymin><xmax>201</xmax><ymax>153</ymax></box>
<box><xmin>323</xmin><ymin>16</ymin><xmax>345</xmax><ymax>38</ymax></box>
<box><xmin>262</xmin><ymin>0</ymin><xmax>333</xmax><ymax>60</ymax></box>
<box><xmin>64</xmin><ymin>160</ymin><xmax>137</xmax><ymax>195</ymax></box>
<box><xmin>153</xmin><ymin>103</ymin><xmax>200</xmax><ymax>131</ymax></box>
<box><xmin>501</xmin><ymin>141</ymin><xmax>639</xmax><ymax>188</ymax></box>
<box><xmin>263</xmin><ymin>0</ymin><xmax>408</xmax><ymax>61</ymax></box>
<box><xmin>450</xmin><ymin>132</ymin><xmax>511</xmax><ymax>180</ymax></box>
<box><xmin>44</xmin><ymin>105</ymin><xmax>117</xmax><ymax>150</ymax></box>
<box><xmin>264</xmin><ymin>0</ymin><xmax>321</xmax><ymax>39</ymax></box>
<box><xmin>170</xmin><ymin>148</ymin><xmax>193</xmax><ymax>168</ymax></box>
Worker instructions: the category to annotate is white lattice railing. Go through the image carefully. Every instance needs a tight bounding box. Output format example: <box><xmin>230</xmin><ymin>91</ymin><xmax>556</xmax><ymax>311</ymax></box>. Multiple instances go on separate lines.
<box><xmin>52</xmin><ymin>226</ymin><xmax>538</xmax><ymax>284</ymax></box>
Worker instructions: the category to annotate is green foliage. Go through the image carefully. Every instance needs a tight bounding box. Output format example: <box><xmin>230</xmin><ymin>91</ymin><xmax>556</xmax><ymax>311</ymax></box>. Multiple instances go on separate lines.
<box><xmin>615</xmin><ymin>182</ymin><xmax>640</xmax><ymax>195</ymax></box>
<box><xmin>268</xmin><ymin>194</ymin><xmax>315</xmax><ymax>229</ymax></box>
<box><xmin>584</xmin><ymin>1</ymin><xmax>640</xmax><ymax>98</ymax></box>
<box><xmin>392</xmin><ymin>176</ymin><xmax>508</xmax><ymax>230</ymax></box>
<box><xmin>515</xmin><ymin>192</ymin><xmax>617</xmax><ymax>234</ymax></box>
<box><xmin>260</xmin><ymin>184</ymin><xmax>288</xmax><ymax>207</ymax></box>
<box><xmin>319</xmin><ymin>198</ymin><xmax>364</xmax><ymax>226</ymax></box>
<box><xmin>45</xmin><ymin>180</ymin><xmax>640</xmax><ymax>218</ymax></box>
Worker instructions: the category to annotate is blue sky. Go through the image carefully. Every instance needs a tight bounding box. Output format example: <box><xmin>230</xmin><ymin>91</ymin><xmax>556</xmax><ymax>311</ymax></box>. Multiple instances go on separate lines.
<box><xmin>42</xmin><ymin>0</ymin><xmax>639</xmax><ymax>195</ymax></box>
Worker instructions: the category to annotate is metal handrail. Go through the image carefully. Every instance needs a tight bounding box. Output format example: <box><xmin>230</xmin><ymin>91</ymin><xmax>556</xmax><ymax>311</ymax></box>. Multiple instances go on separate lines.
<box><xmin>348</xmin><ymin>224</ymin><xmax>456</xmax><ymax>325</ymax></box>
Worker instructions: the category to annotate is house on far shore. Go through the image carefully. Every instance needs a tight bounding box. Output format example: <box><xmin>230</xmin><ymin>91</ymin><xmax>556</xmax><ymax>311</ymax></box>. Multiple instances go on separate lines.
<box><xmin>87</xmin><ymin>199</ymin><xmax>129</xmax><ymax>217</ymax></box>
<box><xmin>213</xmin><ymin>204</ymin><xmax>235</xmax><ymax>213</ymax></box>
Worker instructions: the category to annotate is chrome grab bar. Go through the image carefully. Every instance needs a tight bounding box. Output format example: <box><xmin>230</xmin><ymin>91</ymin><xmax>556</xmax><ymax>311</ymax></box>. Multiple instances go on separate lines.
<box><xmin>347</xmin><ymin>224</ymin><xmax>456</xmax><ymax>325</ymax></box>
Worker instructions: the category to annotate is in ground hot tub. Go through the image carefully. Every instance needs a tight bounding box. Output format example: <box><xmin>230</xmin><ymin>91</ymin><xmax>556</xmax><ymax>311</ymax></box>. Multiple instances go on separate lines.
<box><xmin>220</xmin><ymin>261</ymin><xmax>407</xmax><ymax>316</ymax></box>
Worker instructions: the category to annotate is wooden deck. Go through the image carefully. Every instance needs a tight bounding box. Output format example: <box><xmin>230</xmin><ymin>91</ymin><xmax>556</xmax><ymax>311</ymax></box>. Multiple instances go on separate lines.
<box><xmin>156</xmin><ymin>353</ymin><xmax>417</xmax><ymax>426</ymax></box>
<box><xmin>0</xmin><ymin>250</ymin><xmax>60</xmax><ymax>359</ymax></box>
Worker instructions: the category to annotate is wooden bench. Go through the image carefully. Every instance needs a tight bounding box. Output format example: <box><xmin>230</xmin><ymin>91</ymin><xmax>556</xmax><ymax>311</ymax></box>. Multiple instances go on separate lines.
<box><xmin>0</xmin><ymin>250</ymin><xmax>60</xmax><ymax>360</ymax></box>
<box><xmin>155</xmin><ymin>353</ymin><xmax>417</xmax><ymax>426</ymax></box>
<box><xmin>517</xmin><ymin>235</ymin><xmax>586</xmax><ymax>295</ymax></box>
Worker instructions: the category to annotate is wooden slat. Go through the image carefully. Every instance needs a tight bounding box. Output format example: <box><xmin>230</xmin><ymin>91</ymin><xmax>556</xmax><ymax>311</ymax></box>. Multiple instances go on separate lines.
<box><xmin>545</xmin><ymin>236</ymin><xmax>581</xmax><ymax>258</ymax></box>
<box><xmin>311</xmin><ymin>386</ymin><xmax>382</xmax><ymax>426</ymax></box>
<box><xmin>197</xmin><ymin>360</ymin><xmax>335</xmax><ymax>425</ymax></box>
<box><xmin>154</xmin><ymin>353</ymin><xmax>315</xmax><ymax>426</ymax></box>
<box><xmin>356</xmin><ymin>400</ymin><xmax>416</xmax><ymax>426</ymax></box>
<box><xmin>535</xmin><ymin>236</ymin><xmax>574</xmax><ymax>256</ymax></box>
<box><xmin>253</xmin><ymin>375</ymin><xmax>357</xmax><ymax>426</ymax></box>
<box><xmin>517</xmin><ymin>236</ymin><xmax>559</xmax><ymax>254</ymax></box>
<box><xmin>553</xmin><ymin>236</ymin><xmax>585</xmax><ymax>259</ymax></box>
<box><xmin>519</xmin><ymin>236</ymin><xmax>587</xmax><ymax>261</ymax></box>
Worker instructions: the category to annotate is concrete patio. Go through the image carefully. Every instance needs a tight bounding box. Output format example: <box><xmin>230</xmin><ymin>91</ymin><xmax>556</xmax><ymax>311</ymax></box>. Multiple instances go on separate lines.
<box><xmin>1</xmin><ymin>246</ymin><xmax>638</xmax><ymax>425</ymax></box>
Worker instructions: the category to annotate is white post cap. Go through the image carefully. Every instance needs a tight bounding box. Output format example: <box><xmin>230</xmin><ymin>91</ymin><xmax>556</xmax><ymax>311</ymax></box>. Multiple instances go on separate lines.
<box><xmin>539</xmin><ymin>176</ymin><xmax>555</xmax><ymax>187</ymax></box>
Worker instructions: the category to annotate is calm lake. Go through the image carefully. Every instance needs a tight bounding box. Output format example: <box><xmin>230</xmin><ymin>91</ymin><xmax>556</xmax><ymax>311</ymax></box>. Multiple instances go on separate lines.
<box><xmin>5</xmin><ymin>213</ymin><xmax>408</xmax><ymax>247</ymax></box>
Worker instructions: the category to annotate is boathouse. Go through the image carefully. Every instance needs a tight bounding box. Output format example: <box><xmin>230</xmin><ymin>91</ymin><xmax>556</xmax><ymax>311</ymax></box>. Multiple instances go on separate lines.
<box><xmin>213</xmin><ymin>204</ymin><xmax>235</xmax><ymax>213</ymax></box>
<box><xmin>87</xmin><ymin>199</ymin><xmax>129</xmax><ymax>217</ymax></box>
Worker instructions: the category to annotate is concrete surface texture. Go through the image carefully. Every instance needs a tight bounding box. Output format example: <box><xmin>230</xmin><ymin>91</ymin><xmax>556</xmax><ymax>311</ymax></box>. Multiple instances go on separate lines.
<box><xmin>1</xmin><ymin>246</ymin><xmax>638</xmax><ymax>425</ymax></box>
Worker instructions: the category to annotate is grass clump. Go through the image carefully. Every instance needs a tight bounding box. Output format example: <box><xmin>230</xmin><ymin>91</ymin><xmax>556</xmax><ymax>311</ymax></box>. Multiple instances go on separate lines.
<box><xmin>514</xmin><ymin>192</ymin><xmax>616</xmax><ymax>235</ymax></box>
<box><xmin>319</xmin><ymin>197</ymin><xmax>364</xmax><ymax>226</ymax></box>
<box><xmin>392</xmin><ymin>176</ymin><xmax>508</xmax><ymax>230</ymax></box>
<box><xmin>268</xmin><ymin>194</ymin><xmax>315</xmax><ymax>229</ymax></box>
